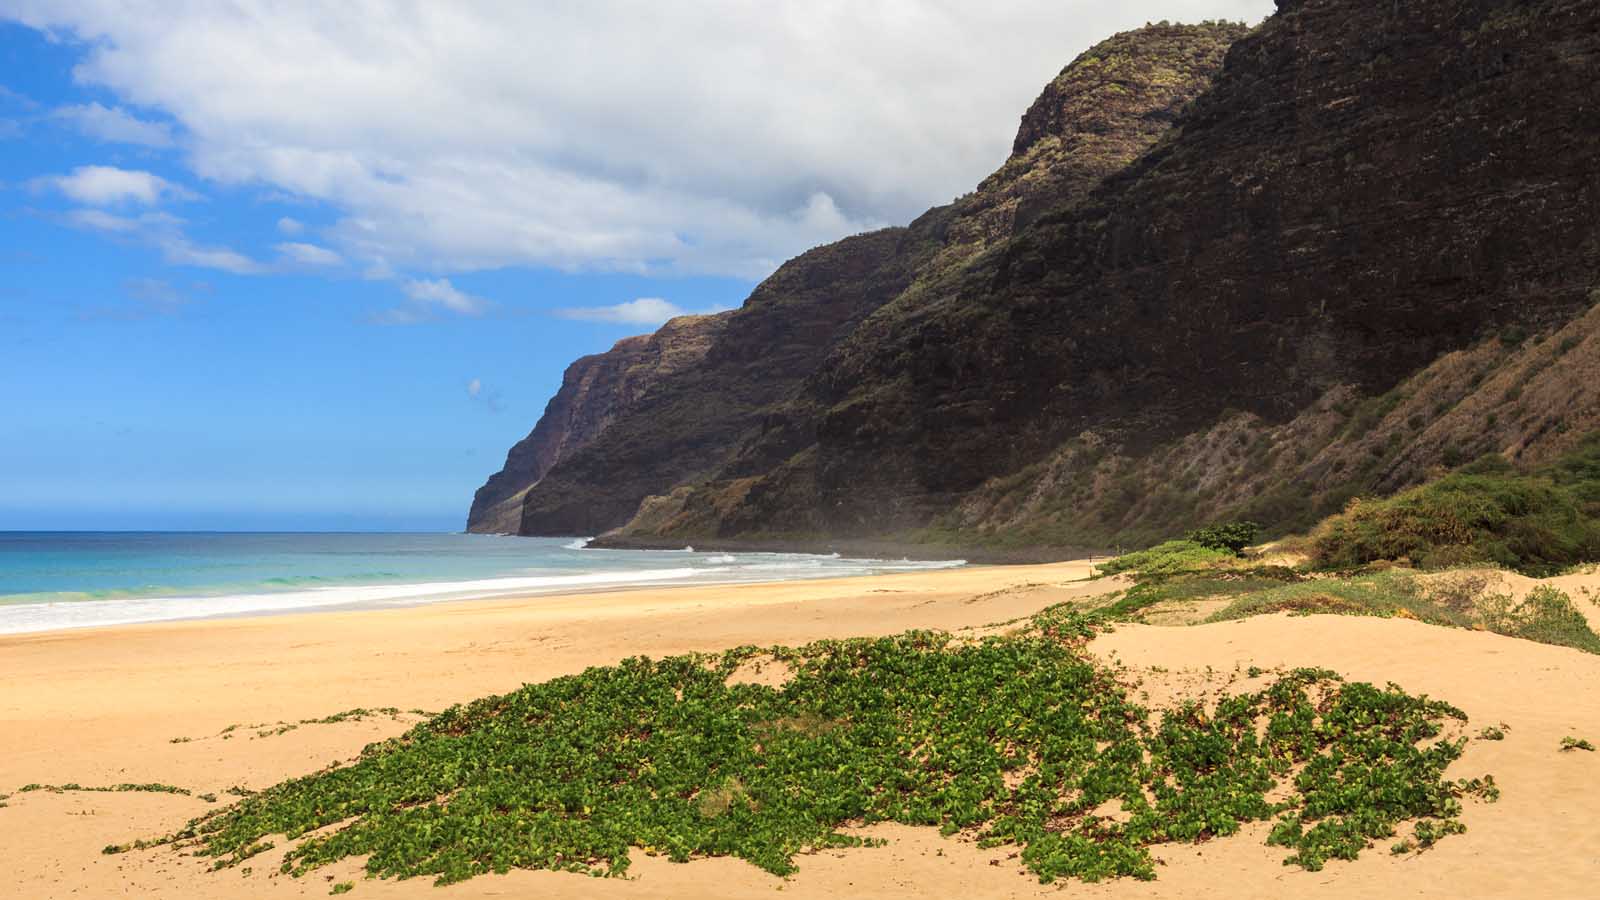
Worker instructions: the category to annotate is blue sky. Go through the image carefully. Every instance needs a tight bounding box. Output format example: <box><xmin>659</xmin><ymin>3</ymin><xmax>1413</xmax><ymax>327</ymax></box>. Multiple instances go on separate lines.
<box><xmin>0</xmin><ymin>20</ymin><xmax>753</xmax><ymax>530</ymax></box>
<box><xmin>0</xmin><ymin>1</ymin><xmax>1270</xmax><ymax>531</ymax></box>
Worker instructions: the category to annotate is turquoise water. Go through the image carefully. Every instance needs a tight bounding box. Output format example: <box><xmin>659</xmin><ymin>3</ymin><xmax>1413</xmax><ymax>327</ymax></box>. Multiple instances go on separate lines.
<box><xmin>0</xmin><ymin>532</ymin><xmax>963</xmax><ymax>634</ymax></box>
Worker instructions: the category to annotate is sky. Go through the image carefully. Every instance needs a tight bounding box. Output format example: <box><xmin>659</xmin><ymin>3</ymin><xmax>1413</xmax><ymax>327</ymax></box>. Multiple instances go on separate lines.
<box><xmin>0</xmin><ymin>0</ymin><xmax>1272</xmax><ymax>532</ymax></box>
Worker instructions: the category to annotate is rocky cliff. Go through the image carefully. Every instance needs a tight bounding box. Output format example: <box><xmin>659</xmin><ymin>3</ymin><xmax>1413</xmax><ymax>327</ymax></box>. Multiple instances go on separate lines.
<box><xmin>511</xmin><ymin>223</ymin><xmax>943</xmax><ymax>535</ymax></box>
<box><xmin>478</xmin><ymin>0</ymin><xmax>1600</xmax><ymax>552</ymax></box>
<box><xmin>479</xmin><ymin>21</ymin><xmax>1247</xmax><ymax>538</ymax></box>
<box><xmin>465</xmin><ymin>313</ymin><xmax>728</xmax><ymax>533</ymax></box>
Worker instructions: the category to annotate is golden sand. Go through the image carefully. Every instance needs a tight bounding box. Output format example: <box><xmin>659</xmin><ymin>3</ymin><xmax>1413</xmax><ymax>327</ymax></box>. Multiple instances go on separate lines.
<box><xmin>2</xmin><ymin>560</ymin><xmax>1596</xmax><ymax>898</ymax></box>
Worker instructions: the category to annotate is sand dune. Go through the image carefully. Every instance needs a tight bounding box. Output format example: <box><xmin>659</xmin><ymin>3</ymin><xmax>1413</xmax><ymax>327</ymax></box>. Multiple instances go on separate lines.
<box><xmin>2</xmin><ymin>560</ymin><xmax>1597</xmax><ymax>898</ymax></box>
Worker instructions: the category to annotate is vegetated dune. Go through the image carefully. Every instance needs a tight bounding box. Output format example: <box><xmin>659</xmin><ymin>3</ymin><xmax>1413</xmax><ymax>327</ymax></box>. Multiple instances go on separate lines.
<box><xmin>2</xmin><ymin>560</ymin><xmax>1597</xmax><ymax>898</ymax></box>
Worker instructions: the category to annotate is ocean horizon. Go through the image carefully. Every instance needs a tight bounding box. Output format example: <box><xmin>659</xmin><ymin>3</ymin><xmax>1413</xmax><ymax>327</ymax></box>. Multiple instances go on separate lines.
<box><xmin>0</xmin><ymin>531</ymin><xmax>964</xmax><ymax>635</ymax></box>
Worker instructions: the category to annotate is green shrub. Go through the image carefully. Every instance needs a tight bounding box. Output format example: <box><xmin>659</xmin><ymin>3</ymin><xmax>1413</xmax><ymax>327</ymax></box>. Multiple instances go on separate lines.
<box><xmin>1307</xmin><ymin>442</ymin><xmax>1600</xmax><ymax>575</ymax></box>
<box><xmin>1094</xmin><ymin>540</ymin><xmax>1233</xmax><ymax>578</ymax></box>
<box><xmin>1183</xmin><ymin>521</ymin><xmax>1261</xmax><ymax>555</ymax></box>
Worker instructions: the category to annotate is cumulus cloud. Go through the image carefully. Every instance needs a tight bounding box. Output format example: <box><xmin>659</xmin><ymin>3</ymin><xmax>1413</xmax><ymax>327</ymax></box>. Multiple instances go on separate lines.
<box><xmin>51</xmin><ymin>102</ymin><xmax>174</xmax><ymax>147</ymax></box>
<box><xmin>554</xmin><ymin>297</ymin><xmax>728</xmax><ymax>327</ymax></box>
<box><xmin>275</xmin><ymin>241</ymin><xmax>342</xmax><ymax>266</ymax></box>
<box><xmin>276</xmin><ymin>216</ymin><xmax>304</xmax><ymax>234</ymax></box>
<box><xmin>0</xmin><ymin>1</ymin><xmax>1273</xmax><ymax>279</ymax></box>
<box><xmin>36</xmin><ymin>165</ymin><xmax>188</xmax><ymax>205</ymax></box>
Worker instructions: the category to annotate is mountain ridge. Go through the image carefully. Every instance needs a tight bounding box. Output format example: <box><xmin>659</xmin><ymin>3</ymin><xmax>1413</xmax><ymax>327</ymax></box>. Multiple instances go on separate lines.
<box><xmin>474</xmin><ymin>0</ymin><xmax>1600</xmax><ymax>553</ymax></box>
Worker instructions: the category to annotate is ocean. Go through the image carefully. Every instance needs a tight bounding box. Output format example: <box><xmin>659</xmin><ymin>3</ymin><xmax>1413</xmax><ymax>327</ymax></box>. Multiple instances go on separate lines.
<box><xmin>0</xmin><ymin>532</ymin><xmax>964</xmax><ymax>635</ymax></box>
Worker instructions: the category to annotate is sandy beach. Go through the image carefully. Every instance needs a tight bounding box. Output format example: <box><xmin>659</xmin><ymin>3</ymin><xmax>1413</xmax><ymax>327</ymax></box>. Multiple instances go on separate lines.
<box><xmin>3</xmin><ymin>560</ymin><xmax>1597</xmax><ymax>898</ymax></box>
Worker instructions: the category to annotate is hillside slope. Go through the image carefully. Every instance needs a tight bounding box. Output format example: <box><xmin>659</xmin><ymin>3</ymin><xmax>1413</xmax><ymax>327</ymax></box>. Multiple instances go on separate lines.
<box><xmin>613</xmin><ymin>0</ymin><xmax>1600</xmax><ymax>549</ymax></box>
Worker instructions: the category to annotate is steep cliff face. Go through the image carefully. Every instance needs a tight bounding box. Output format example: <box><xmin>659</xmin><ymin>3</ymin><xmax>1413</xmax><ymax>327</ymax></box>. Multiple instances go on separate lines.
<box><xmin>483</xmin><ymin>0</ymin><xmax>1600</xmax><ymax>551</ymax></box>
<box><xmin>513</xmin><ymin>223</ymin><xmax>941</xmax><ymax>535</ymax></box>
<box><xmin>600</xmin><ymin>22</ymin><xmax>1250</xmax><ymax>541</ymax></box>
<box><xmin>465</xmin><ymin>314</ymin><xmax>727</xmax><ymax>533</ymax></box>
<box><xmin>923</xmin><ymin>22</ymin><xmax>1250</xmax><ymax>287</ymax></box>
<box><xmin>629</xmin><ymin>0</ymin><xmax>1599</xmax><ymax>545</ymax></box>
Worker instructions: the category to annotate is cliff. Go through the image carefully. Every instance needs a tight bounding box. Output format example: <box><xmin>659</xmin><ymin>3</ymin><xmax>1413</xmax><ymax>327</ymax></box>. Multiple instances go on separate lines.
<box><xmin>465</xmin><ymin>313</ymin><xmax>728</xmax><ymax>533</ymax></box>
<box><xmin>481</xmin><ymin>21</ymin><xmax>1247</xmax><ymax>538</ymax></box>
<box><xmin>511</xmin><ymin>224</ymin><xmax>942</xmax><ymax>535</ymax></box>
<box><xmin>810</xmin><ymin>0</ymin><xmax>1600</xmax><ymax>543</ymax></box>
<box><xmin>479</xmin><ymin>0</ymin><xmax>1600</xmax><ymax>552</ymax></box>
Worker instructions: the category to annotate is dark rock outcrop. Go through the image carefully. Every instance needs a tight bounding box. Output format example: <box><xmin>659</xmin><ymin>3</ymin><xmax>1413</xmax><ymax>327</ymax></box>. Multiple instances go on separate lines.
<box><xmin>512</xmin><ymin>223</ymin><xmax>944</xmax><ymax>535</ymax></box>
<box><xmin>465</xmin><ymin>314</ymin><xmax>728</xmax><ymax>533</ymax></box>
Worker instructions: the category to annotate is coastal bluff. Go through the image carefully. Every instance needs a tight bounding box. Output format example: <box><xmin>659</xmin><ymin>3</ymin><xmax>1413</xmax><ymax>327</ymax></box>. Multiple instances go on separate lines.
<box><xmin>473</xmin><ymin>0</ymin><xmax>1600</xmax><ymax>551</ymax></box>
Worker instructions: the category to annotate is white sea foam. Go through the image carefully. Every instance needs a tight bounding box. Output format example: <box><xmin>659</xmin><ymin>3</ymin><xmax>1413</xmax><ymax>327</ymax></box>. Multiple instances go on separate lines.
<box><xmin>0</xmin><ymin>567</ymin><xmax>708</xmax><ymax>635</ymax></box>
<box><xmin>562</xmin><ymin>537</ymin><xmax>594</xmax><ymax>550</ymax></box>
<box><xmin>0</xmin><ymin>546</ymin><xmax>967</xmax><ymax>635</ymax></box>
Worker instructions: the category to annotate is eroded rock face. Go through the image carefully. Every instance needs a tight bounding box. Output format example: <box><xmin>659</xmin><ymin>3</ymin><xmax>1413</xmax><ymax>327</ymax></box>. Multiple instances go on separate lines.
<box><xmin>512</xmin><ymin>224</ymin><xmax>939</xmax><ymax>535</ymax></box>
<box><xmin>788</xmin><ymin>0</ymin><xmax>1600</xmax><ymax>536</ymax></box>
<box><xmin>927</xmin><ymin>22</ymin><xmax>1250</xmax><ymax>283</ymax></box>
<box><xmin>485</xmin><ymin>2</ymin><xmax>1600</xmax><ymax>549</ymax></box>
<box><xmin>465</xmin><ymin>314</ymin><xmax>728</xmax><ymax>533</ymax></box>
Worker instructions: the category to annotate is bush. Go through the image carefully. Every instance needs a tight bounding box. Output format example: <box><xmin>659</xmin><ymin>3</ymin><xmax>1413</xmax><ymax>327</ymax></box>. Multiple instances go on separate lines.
<box><xmin>1183</xmin><ymin>521</ymin><xmax>1261</xmax><ymax>555</ymax></box>
<box><xmin>1094</xmin><ymin>540</ymin><xmax>1233</xmax><ymax>578</ymax></box>
<box><xmin>1307</xmin><ymin>441</ymin><xmax>1600</xmax><ymax>575</ymax></box>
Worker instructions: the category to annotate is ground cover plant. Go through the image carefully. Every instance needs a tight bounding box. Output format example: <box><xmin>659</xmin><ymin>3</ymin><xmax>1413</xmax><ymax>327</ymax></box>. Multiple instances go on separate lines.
<box><xmin>112</xmin><ymin>614</ymin><xmax>1492</xmax><ymax>888</ymax></box>
<box><xmin>1203</xmin><ymin>571</ymin><xmax>1471</xmax><ymax>627</ymax></box>
<box><xmin>1476</xmin><ymin>585</ymin><xmax>1600</xmax><ymax>654</ymax></box>
<box><xmin>1089</xmin><ymin>526</ymin><xmax>1600</xmax><ymax>655</ymax></box>
<box><xmin>17</xmin><ymin>782</ymin><xmax>193</xmax><ymax>796</ymax></box>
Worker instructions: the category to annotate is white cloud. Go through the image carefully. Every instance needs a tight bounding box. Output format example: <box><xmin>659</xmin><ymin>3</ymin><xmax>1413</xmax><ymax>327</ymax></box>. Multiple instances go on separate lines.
<box><xmin>162</xmin><ymin>238</ymin><xmax>261</xmax><ymax>274</ymax></box>
<box><xmin>0</xmin><ymin>1</ymin><xmax>1274</xmax><ymax>279</ymax></box>
<box><xmin>402</xmin><ymin>278</ymin><xmax>486</xmax><ymax>314</ymax></box>
<box><xmin>276</xmin><ymin>216</ymin><xmax>304</xmax><ymax>234</ymax></box>
<box><xmin>52</xmin><ymin>101</ymin><xmax>174</xmax><ymax>147</ymax></box>
<box><xmin>37</xmin><ymin>165</ymin><xmax>187</xmax><ymax>205</ymax></box>
<box><xmin>466</xmin><ymin>378</ymin><xmax>481</xmax><ymax>398</ymax></box>
<box><xmin>275</xmin><ymin>241</ymin><xmax>342</xmax><ymax>266</ymax></box>
<box><xmin>372</xmin><ymin>277</ymin><xmax>489</xmax><ymax>324</ymax></box>
<box><xmin>61</xmin><ymin>206</ymin><xmax>263</xmax><ymax>274</ymax></box>
<box><xmin>554</xmin><ymin>297</ymin><xmax>727</xmax><ymax>327</ymax></box>
<box><xmin>62</xmin><ymin>207</ymin><xmax>144</xmax><ymax>233</ymax></box>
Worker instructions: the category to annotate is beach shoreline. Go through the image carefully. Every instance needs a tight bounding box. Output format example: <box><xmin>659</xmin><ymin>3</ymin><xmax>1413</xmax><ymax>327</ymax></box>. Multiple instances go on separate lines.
<box><xmin>0</xmin><ymin>535</ymin><xmax>978</xmax><ymax>636</ymax></box>
<box><xmin>3</xmin><ymin>560</ymin><xmax>1598</xmax><ymax>898</ymax></box>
